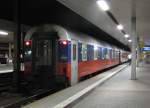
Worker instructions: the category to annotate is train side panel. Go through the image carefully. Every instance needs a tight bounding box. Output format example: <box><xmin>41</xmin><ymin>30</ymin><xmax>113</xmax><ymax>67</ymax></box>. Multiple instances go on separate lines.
<box><xmin>77</xmin><ymin>43</ymin><xmax>120</xmax><ymax>79</ymax></box>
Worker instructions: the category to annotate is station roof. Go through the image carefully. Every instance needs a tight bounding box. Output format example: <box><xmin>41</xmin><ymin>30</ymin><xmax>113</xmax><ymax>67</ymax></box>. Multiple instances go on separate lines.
<box><xmin>0</xmin><ymin>0</ymin><xmax>138</xmax><ymax>51</ymax></box>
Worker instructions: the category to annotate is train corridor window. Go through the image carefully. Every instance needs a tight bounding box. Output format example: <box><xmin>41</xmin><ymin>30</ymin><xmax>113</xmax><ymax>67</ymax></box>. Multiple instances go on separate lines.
<box><xmin>94</xmin><ymin>46</ymin><xmax>98</xmax><ymax>60</ymax></box>
<box><xmin>98</xmin><ymin>47</ymin><xmax>103</xmax><ymax>60</ymax></box>
<box><xmin>82</xmin><ymin>44</ymin><xmax>87</xmax><ymax>61</ymax></box>
<box><xmin>35</xmin><ymin>40</ymin><xmax>52</xmax><ymax>65</ymax></box>
<box><xmin>87</xmin><ymin>44</ymin><xmax>94</xmax><ymax>61</ymax></box>
<box><xmin>109</xmin><ymin>49</ymin><xmax>112</xmax><ymax>59</ymax></box>
<box><xmin>116</xmin><ymin>51</ymin><xmax>119</xmax><ymax>59</ymax></box>
<box><xmin>78</xmin><ymin>42</ymin><xmax>82</xmax><ymax>62</ymax></box>
<box><xmin>102</xmin><ymin>48</ymin><xmax>107</xmax><ymax>59</ymax></box>
<box><xmin>105</xmin><ymin>48</ymin><xmax>109</xmax><ymax>59</ymax></box>
<box><xmin>107</xmin><ymin>49</ymin><xmax>110</xmax><ymax>59</ymax></box>
<box><xmin>73</xmin><ymin>44</ymin><xmax>76</xmax><ymax>60</ymax></box>
<box><xmin>112</xmin><ymin>50</ymin><xmax>115</xmax><ymax>59</ymax></box>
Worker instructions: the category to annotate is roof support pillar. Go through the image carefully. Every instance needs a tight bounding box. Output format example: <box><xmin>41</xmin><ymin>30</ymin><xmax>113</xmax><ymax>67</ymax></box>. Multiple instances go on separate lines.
<box><xmin>131</xmin><ymin>0</ymin><xmax>137</xmax><ymax>80</ymax></box>
<box><xmin>136</xmin><ymin>38</ymin><xmax>140</xmax><ymax>67</ymax></box>
<box><xmin>12</xmin><ymin>0</ymin><xmax>21</xmax><ymax>92</ymax></box>
<box><xmin>8</xmin><ymin>42</ymin><xmax>12</xmax><ymax>64</ymax></box>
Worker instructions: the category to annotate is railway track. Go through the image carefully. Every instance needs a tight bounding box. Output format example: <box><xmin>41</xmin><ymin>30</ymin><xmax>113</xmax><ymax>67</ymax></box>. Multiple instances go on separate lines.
<box><xmin>0</xmin><ymin>72</ymin><xmax>12</xmax><ymax>93</ymax></box>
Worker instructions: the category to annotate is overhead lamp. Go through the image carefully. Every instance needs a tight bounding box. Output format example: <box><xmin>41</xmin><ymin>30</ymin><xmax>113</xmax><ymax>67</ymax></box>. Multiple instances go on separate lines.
<box><xmin>128</xmin><ymin>39</ymin><xmax>132</xmax><ymax>42</ymax></box>
<box><xmin>117</xmin><ymin>24</ymin><xmax>123</xmax><ymax>30</ymax></box>
<box><xmin>97</xmin><ymin>0</ymin><xmax>110</xmax><ymax>11</ymax></box>
<box><xmin>94</xmin><ymin>46</ymin><xmax>98</xmax><ymax>50</ymax></box>
<box><xmin>124</xmin><ymin>34</ymin><xmax>129</xmax><ymax>38</ymax></box>
<box><xmin>0</xmin><ymin>30</ymin><xmax>8</xmax><ymax>35</ymax></box>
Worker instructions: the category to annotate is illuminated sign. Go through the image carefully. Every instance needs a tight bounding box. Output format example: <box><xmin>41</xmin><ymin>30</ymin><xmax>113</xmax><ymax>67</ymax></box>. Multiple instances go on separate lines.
<box><xmin>143</xmin><ymin>47</ymin><xmax>150</xmax><ymax>51</ymax></box>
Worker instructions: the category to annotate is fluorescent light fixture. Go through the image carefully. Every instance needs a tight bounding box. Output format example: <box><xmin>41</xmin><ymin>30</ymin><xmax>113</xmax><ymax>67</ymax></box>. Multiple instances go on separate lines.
<box><xmin>97</xmin><ymin>0</ymin><xmax>109</xmax><ymax>11</ymax></box>
<box><xmin>128</xmin><ymin>39</ymin><xmax>132</xmax><ymax>42</ymax></box>
<box><xmin>124</xmin><ymin>34</ymin><xmax>129</xmax><ymax>38</ymax></box>
<box><xmin>94</xmin><ymin>46</ymin><xmax>98</xmax><ymax>50</ymax></box>
<box><xmin>117</xmin><ymin>24</ymin><xmax>123</xmax><ymax>30</ymax></box>
<box><xmin>0</xmin><ymin>30</ymin><xmax>8</xmax><ymax>35</ymax></box>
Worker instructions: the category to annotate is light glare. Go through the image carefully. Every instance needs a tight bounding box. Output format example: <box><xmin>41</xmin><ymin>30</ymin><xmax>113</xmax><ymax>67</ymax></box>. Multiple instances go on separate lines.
<box><xmin>94</xmin><ymin>46</ymin><xmax>98</xmax><ymax>50</ymax></box>
<box><xmin>0</xmin><ymin>31</ymin><xmax>8</xmax><ymax>35</ymax></box>
<box><xmin>124</xmin><ymin>34</ymin><xmax>129</xmax><ymax>38</ymax></box>
<box><xmin>97</xmin><ymin>0</ymin><xmax>109</xmax><ymax>11</ymax></box>
<box><xmin>25</xmin><ymin>41</ymin><xmax>30</xmax><ymax>46</ymax></box>
<box><xmin>128</xmin><ymin>39</ymin><xmax>132</xmax><ymax>42</ymax></box>
<box><xmin>117</xmin><ymin>24</ymin><xmax>123</xmax><ymax>30</ymax></box>
<box><xmin>62</xmin><ymin>40</ymin><xmax>67</xmax><ymax>45</ymax></box>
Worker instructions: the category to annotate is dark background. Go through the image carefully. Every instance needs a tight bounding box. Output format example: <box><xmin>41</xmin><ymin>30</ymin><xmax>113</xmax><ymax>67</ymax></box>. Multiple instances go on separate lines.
<box><xmin>0</xmin><ymin>0</ymin><xmax>130</xmax><ymax>51</ymax></box>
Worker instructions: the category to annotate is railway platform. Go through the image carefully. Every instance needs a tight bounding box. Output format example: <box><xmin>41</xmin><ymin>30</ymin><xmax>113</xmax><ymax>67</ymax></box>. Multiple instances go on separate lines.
<box><xmin>21</xmin><ymin>62</ymin><xmax>150</xmax><ymax>108</ymax></box>
<box><xmin>0</xmin><ymin>64</ymin><xmax>13</xmax><ymax>74</ymax></box>
<box><xmin>72</xmin><ymin>62</ymin><xmax>150</xmax><ymax>108</ymax></box>
<box><xmin>22</xmin><ymin>63</ymin><xmax>128</xmax><ymax>108</ymax></box>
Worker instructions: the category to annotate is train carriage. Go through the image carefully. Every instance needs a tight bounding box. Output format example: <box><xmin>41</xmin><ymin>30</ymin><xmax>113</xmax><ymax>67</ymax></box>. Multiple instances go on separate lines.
<box><xmin>24</xmin><ymin>24</ymin><xmax>129</xmax><ymax>89</ymax></box>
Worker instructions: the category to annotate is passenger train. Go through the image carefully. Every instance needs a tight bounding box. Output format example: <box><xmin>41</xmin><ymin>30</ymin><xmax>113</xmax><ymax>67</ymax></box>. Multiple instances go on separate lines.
<box><xmin>24</xmin><ymin>25</ymin><xmax>129</xmax><ymax>89</ymax></box>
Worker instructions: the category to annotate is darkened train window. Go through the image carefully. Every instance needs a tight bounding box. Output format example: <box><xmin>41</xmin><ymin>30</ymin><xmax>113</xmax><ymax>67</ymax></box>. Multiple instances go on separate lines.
<box><xmin>78</xmin><ymin>42</ymin><xmax>82</xmax><ymax>62</ymax></box>
<box><xmin>98</xmin><ymin>47</ymin><xmax>103</xmax><ymax>59</ymax></box>
<box><xmin>112</xmin><ymin>50</ymin><xmax>114</xmax><ymax>59</ymax></box>
<box><xmin>35</xmin><ymin>40</ymin><xmax>52</xmax><ymax>65</ymax></box>
<box><xmin>107</xmin><ymin>49</ymin><xmax>111</xmax><ymax>59</ymax></box>
<box><xmin>94</xmin><ymin>46</ymin><xmax>98</xmax><ymax>60</ymax></box>
<box><xmin>73</xmin><ymin>44</ymin><xmax>76</xmax><ymax>60</ymax></box>
<box><xmin>113</xmin><ymin>50</ymin><xmax>116</xmax><ymax>59</ymax></box>
<box><xmin>82</xmin><ymin>44</ymin><xmax>87</xmax><ymax>61</ymax></box>
<box><xmin>102</xmin><ymin>48</ymin><xmax>105</xmax><ymax>59</ymax></box>
<box><xmin>116</xmin><ymin>51</ymin><xmax>119</xmax><ymax>59</ymax></box>
<box><xmin>87</xmin><ymin>44</ymin><xmax>94</xmax><ymax>61</ymax></box>
<box><xmin>103</xmin><ymin>48</ymin><xmax>107</xmax><ymax>59</ymax></box>
<box><xmin>109</xmin><ymin>49</ymin><xmax>112</xmax><ymax>59</ymax></box>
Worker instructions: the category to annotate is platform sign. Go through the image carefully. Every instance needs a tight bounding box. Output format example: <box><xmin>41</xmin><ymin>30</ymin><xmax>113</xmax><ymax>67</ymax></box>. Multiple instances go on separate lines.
<box><xmin>142</xmin><ymin>47</ymin><xmax>150</xmax><ymax>51</ymax></box>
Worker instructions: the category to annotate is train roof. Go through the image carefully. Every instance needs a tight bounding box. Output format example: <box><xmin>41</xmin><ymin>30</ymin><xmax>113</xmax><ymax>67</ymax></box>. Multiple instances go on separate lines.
<box><xmin>25</xmin><ymin>24</ymin><xmax>126</xmax><ymax>51</ymax></box>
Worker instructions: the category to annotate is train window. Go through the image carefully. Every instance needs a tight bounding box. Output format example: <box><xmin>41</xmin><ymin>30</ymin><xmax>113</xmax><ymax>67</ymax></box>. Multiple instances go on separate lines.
<box><xmin>82</xmin><ymin>44</ymin><xmax>87</xmax><ymax>61</ymax></box>
<box><xmin>112</xmin><ymin>50</ymin><xmax>115</xmax><ymax>59</ymax></box>
<box><xmin>73</xmin><ymin>44</ymin><xmax>76</xmax><ymax>61</ymax></box>
<box><xmin>106</xmin><ymin>49</ymin><xmax>110</xmax><ymax>59</ymax></box>
<box><xmin>105</xmin><ymin>49</ymin><xmax>109</xmax><ymax>59</ymax></box>
<box><xmin>78</xmin><ymin>42</ymin><xmax>82</xmax><ymax>62</ymax></box>
<box><xmin>116</xmin><ymin>51</ymin><xmax>119</xmax><ymax>59</ymax></box>
<box><xmin>94</xmin><ymin>46</ymin><xmax>98</xmax><ymax>60</ymax></box>
<box><xmin>109</xmin><ymin>49</ymin><xmax>112</xmax><ymax>59</ymax></box>
<box><xmin>115</xmin><ymin>51</ymin><xmax>117</xmax><ymax>59</ymax></box>
<box><xmin>35</xmin><ymin>40</ymin><xmax>52</xmax><ymax>65</ymax></box>
<box><xmin>87</xmin><ymin>45</ymin><xmax>94</xmax><ymax>61</ymax></box>
<box><xmin>102</xmin><ymin>48</ymin><xmax>106</xmax><ymax>59</ymax></box>
<box><xmin>114</xmin><ymin>50</ymin><xmax>116</xmax><ymax>59</ymax></box>
<box><xmin>98</xmin><ymin>47</ymin><xmax>103</xmax><ymax>60</ymax></box>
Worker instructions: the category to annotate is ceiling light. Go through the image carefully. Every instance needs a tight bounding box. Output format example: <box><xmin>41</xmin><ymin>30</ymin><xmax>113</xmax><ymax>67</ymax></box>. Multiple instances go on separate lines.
<box><xmin>0</xmin><ymin>30</ymin><xmax>8</xmax><ymax>35</ymax></box>
<box><xmin>128</xmin><ymin>39</ymin><xmax>132</xmax><ymax>42</ymax></box>
<box><xmin>124</xmin><ymin>34</ymin><xmax>129</xmax><ymax>38</ymax></box>
<box><xmin>97</xmin><ymin>0</ymin><xmax>110</xmax><ymax>11</ymax></box>
<box><xmin>117</xmin><ymin>24</ymin><xmax>123</xmax><ymax>30</ymax></box>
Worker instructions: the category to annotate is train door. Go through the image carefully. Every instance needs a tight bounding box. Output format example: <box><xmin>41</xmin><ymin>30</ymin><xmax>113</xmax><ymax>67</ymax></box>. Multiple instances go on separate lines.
<box><xmin>32</xmin><ymin>36</ymin><xmax>56</xmax><ymax>88</ymax></box>
<box><xmin>71</xmin><ymin>40</ymin><xmax>78</xmax><ymax>85</ymax></box>
<box><xmin>119</xmin><ymin>50</ymin><xmax>121</xmax><ymax>63</ymax></box>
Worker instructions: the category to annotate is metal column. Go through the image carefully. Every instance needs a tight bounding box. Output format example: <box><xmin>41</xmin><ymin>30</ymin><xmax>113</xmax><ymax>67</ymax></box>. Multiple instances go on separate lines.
<box><xmin>8</xmin><ymin>43</ymin><xmax>12</xmax><ymax>65</ymax></box>
<box><xmin>137</xmin><ymin>38</ymin><xmax>140</xmax><ymax>67</ymax></box>
<box><xmin>131</xmin><ymin>0</ymin><xmax>137</xmax><ymax>80</ymax></box>
<box><xmin>9</xmin><ymin>43</ymin><xmax>12</xmax><ymax>59</ymax></box>
<box><xmin>13</xmin><ymin>0</ymin><xmax>21</xmax><ymax>91</ymax></box>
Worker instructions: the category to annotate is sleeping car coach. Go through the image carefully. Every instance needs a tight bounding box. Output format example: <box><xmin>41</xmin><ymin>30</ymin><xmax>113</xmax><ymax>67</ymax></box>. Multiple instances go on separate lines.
<box><xmin>23</xmin><ymin>24</ymin><xmax>129</xmax><ymax>90</ymax></box>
